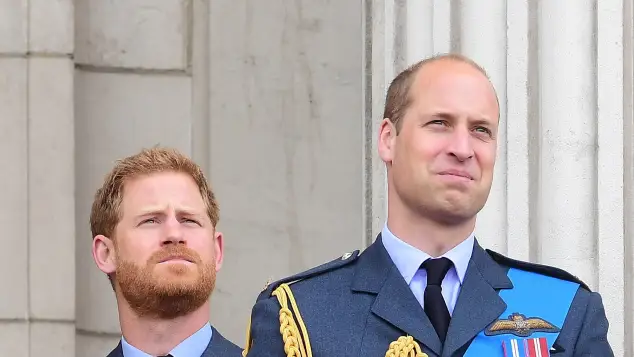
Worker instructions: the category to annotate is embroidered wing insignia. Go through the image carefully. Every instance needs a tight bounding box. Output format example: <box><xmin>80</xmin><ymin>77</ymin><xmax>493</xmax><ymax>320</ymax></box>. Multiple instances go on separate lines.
<box><xmin>485</xmin><ymin>312</ymin><xmax>560</xmax><ymax>337</ymax></box>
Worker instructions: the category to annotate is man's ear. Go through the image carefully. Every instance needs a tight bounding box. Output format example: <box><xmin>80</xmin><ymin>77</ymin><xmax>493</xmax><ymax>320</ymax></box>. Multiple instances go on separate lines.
<box><xmin>213</xmin><ymin>231</ymin><xmax>224</xmax><ymax>271</ymax></box>
<box><xmin>92</xmin><ymin>235</ymin><xmax>116</xmax><ymax>274</ymax></box>
<box><xmin>378</xmin><ymin>118</ymin><xmax>397</xmax><ymax>164</ymax></box>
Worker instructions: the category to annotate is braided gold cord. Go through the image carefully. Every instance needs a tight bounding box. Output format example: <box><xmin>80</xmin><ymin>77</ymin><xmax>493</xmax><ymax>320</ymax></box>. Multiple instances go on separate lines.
<box><xmin>385</xmin><ymin>335</ymin><xmax>428</xmax><ymax>357</ymax></box>
<box><xmin>242</xmin><ymin>316</ymin><xmax>252</xmax><ymax>357</ymax></box>
<box><xmin>273</xmin><ymin>284</ymin><xmax>313</xmax><ymax>357</ymax></box>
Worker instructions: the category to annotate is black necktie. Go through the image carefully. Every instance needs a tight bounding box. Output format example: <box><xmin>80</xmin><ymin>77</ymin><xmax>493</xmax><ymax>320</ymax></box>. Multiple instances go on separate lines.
<box><xmin>422</xmin><ymin>257</ymin><xmax>453</xmax><ymax>343</ymax></box>
<box><xmin>158</xmin><ymin>355</ymin><xmax>173</xmax><ymax>357</ymax></box>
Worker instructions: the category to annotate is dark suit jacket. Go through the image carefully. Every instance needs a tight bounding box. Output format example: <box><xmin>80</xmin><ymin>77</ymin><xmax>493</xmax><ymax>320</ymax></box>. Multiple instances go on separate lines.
<box><xmin>244</xmin><ymin>235</ymin><xmax>613</xmax><ymax>357</ymax></box>
<box><xmin>106</xmin><ymin>325</ymin><xmax>241</xmax><ymax>357</ymax></box>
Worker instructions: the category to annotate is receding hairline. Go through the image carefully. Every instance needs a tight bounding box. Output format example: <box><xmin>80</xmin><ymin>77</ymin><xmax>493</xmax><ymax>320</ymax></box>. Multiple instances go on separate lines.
<box><xmin>415</xmin><ymin>53</ymin><xmax>490</xmax><ymax>76</ymax></box>
<box><xmin>384</xmin><ymin>53</ymin><xmax>500</xmax><ymax>131</ymax></box>
<box><xmin>411</xmin><ymin>54</ymin><xmax>495</xmax><ymax>94</ymax></box>
<box><xmin>415</xmin><ymin>55</ymin><xmax>498</xmax><ymax>105</ymax></box>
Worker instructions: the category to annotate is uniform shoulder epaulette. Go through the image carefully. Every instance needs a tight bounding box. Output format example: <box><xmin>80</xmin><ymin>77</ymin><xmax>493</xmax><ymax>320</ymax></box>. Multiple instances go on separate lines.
<box><xmin>259</xmin><ymin>249</ymin><xmax>360</xmax><ymax>298</ymax></box>
<box><xmin>245</xmin><ymin>250</ymin><xmax>361</xmax><ymax>357</ymax></box>
<box><xmin>485</xmin><ymin>249</ymin><xmax>590</xmax><ymax>291</ymax></box>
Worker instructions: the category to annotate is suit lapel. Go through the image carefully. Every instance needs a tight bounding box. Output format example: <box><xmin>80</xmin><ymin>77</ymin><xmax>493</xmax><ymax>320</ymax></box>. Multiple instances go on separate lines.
<box><xmin>442</xmin><ymin>240</ymin><xmax>513</xmax><ymax>357</ymax></box>
<box><xmin>106</xmin><ymin>342</ymin><xmax>123</xmax><ymax>357</ymax></box>
<box><xmin>202</xmin><ymin>337</ymin><xmax>217</xmax><ymax>357</ymax></box>
<box><xmin>203</xmin><ymin>326</ymin><xmax>240</xmax><ymax>357</ymax></box>
<box><xmin>352</xmin><ymin>235</ymin><xmax>442</xmax><ymax>356</ymax></box>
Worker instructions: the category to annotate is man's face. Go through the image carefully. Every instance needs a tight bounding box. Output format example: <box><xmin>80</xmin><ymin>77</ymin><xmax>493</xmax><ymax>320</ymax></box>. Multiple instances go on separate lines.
<box><xmin>111</xmin><ymin>172</ymin><xmax>222</xmax><ymax>319</ymax></box>
<box><xmin>379</xmin><ymin>60</ymin><xmax>499</xmax><ymax>224</ymax></box>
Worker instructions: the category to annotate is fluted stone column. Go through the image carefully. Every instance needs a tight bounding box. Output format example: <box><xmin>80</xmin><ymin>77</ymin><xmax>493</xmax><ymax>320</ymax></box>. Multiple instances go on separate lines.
<box><xmin>367</xmin><ymin>1</ymin><xmax>634</xmax><ymax>355</ymax></box>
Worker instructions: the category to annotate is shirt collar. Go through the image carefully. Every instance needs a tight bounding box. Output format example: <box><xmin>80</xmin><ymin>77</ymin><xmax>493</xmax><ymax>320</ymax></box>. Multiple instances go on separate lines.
<box><xmin>121</xmin><ymin>322</ymin><xmax>212</xmax><ymax>357</ymax></box>
<box><xmin>381</xmin><ymin>224</ymin><xmax>474</xmax><ymax>285</ymax></box>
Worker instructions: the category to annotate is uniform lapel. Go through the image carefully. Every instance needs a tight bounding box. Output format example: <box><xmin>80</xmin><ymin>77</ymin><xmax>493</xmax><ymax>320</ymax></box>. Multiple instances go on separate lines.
<box><xmin>106</xmin><ymin>341</ymin><xmax>124</xmax><ymax>357</ymax></box>
<box><xmin>442</xmin><ymin>240</ymin><xmax>513</xmax><ymax>357</ymax></box>
<box><xmin>352</xmin><ymin>235</ymin><xmax>442</xmax><ymax>356</ymax></box>
<box><xmin>202</xmin><ymin>326</ymin><xmax>240</xmax><ymax>357</ymax></box>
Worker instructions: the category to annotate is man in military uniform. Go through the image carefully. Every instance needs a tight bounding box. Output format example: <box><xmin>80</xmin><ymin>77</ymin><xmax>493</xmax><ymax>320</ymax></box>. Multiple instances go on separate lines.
<box><xmin>242</xmin><ymin>54</ymin><xmax>613</xmax><ymax>357</ymax></box>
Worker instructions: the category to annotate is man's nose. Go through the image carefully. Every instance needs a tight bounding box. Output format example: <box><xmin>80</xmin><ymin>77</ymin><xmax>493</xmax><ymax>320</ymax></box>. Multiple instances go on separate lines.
<box><xmin>161</xmin><ymin>216</ymin><xmax>185</xmax><ymax>245</ymax></box>
<box><xmin>447</xmin><ymin>127</ymin><xmax>475</xmax><ymax>161</ymax></box>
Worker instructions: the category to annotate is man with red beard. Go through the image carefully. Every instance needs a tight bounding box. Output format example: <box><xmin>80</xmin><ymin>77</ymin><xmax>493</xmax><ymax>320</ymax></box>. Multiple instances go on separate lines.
<box><xmin>90</xmin><ymin>147</ymin><xmax>241</xmax><ymax>357</ymax></box>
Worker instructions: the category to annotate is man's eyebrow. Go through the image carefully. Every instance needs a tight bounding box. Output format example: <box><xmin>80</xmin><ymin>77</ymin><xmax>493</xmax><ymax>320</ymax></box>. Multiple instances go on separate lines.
<box><xmin>423</xmin><ymin>111</ymin><xmax>494</xmax><ymax>123</ymax></box>
<box><xmin>470</xmin><ymin>117</ymin><xmax>494</xmax><ymax>126</ymax></box>
<box><xmin>134</xmin><ymin>207</ymin><xmax>203</xmax><ymax>217</ymax></box>
<box><xmin>135</xmin><ymin>207</ymin><xmax>165</xmax><ymax>218</ymax></box>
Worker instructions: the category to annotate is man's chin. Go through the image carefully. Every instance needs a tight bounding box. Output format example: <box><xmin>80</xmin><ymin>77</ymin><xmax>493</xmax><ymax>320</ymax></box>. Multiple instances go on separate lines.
<box><xmin>153</xmin><ymin>274</ymin><xmax>201</xmax><ymax>290</ymax></box>
<box><xmin>115</xmin><ymin>259</ymin><xmax>216</xmax><ymax>318</ymax></box>
<box><xmin>154</xmin><ymin>282</ymin><xmax>197</xmax><ymax>298</ymax></box>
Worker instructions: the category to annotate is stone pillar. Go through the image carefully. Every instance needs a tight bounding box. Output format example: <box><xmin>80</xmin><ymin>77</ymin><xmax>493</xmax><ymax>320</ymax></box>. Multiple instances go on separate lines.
<box><xmin>624</xmin><ymin>2</ymin><xmax>634</xmax><ymax>356</ymax></box>
<box><xmin>505</xmin><ymin>0</ymin><xmax>531</xmax><ymax>261</ymax></box>
<box><xmin>538</xmin><ymin>0</ymin><xmax>597</xmax><ymax>285</ymax></box>
<box><xmin>460</xmin><ymin>0</ymin><xmax>508</xmax><ymax>253</ymax></box>
<box><xmin>0</xmin><ymin>0</ymin><xmax>75</xmax><ymax>356</ymax></box>
<box><xmin>371</xmin><ymin>1</ymin><xmax>634</xmax><ymax>355</ymax></box>
<box><xmin>596</xmin><ymin>0</ymin><xmax>627</xmax><ymax>351</ymax></box>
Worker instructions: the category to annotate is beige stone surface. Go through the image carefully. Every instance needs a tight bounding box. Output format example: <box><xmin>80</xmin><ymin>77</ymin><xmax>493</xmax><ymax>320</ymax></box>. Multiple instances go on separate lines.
<box><xmin>207</xmin><ymin>0</ymin><xmax>364</xmax><ymax>342</ymax></box>
<box><xmin>30</xmin><ymin>322</ymin><xmax>75</xmax><ymax>356</ymax></box>
<box><xmin>0</xmin><ymin>59</ymin><xmax>28</xmax><ymax>319</ymax></box>
<box><xmin>29</xmin><ymin>0</ymin><xmax>74</xmax><ymax>53</ymax></box>
<box><xmin>0</xmin><ymin>0</ymin><xmax>27</xmax><ymax>53</ymax></box>
<box><xmin>75</xmin><ymin>0</ymin><xmax>188</xmax><ymax>69</ymax></box>
<box><xmin>76</xmin><ymin>334</ymin><xmax>121</xmax><ymax>356</ymax></box>
<box><xmin>28</xmin><ymin>58</ymin><xmax>75</xmax><ymax>320</ymax></box>
<box><xmin>0</xmin><ymin>323</ymin><xmax>29</xmax><ymax>357</ymax></box>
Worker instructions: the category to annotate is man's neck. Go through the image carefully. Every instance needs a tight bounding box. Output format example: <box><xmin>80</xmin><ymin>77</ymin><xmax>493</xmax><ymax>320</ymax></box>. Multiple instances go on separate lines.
<box><xmin>118</xmin><ymin>300</ymin><xmax>210</xmax><ymax>356</ymax></box>
<box><xmin>387</xmin><ymin>199</ymin><xmax>476</xmax><ymax>257</ymax></box>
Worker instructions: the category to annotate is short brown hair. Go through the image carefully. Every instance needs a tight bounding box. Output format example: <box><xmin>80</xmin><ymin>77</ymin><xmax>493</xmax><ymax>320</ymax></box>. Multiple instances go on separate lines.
<box><xmin>90</xmin><ymin>147</ymin><xmax>219</xmax><ymax>239</ymax></box>
<box><xmin>383</xmin><ymin>53</ymin><xmax>490</xmax><ymax>133</ymax></box>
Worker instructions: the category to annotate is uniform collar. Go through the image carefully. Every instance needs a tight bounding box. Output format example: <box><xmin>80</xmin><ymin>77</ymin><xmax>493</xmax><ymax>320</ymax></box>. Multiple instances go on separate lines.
<box><xmin>381</xmin><ymin>223</ymin><xmax>474</xmax><ymax>285</ymax></box>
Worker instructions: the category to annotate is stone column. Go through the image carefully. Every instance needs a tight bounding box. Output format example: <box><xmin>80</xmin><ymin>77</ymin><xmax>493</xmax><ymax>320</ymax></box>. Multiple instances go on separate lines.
<box><xmin>459</xmin><ymin>0</ymin><xmax>508</xmax><ymax>253</ymax></box>
<box><xmin>0</xmin><ymin>0</ymin><xmax>75</xmax><ymax>356</ymax></box>
<box><xmin>370</xmin><ymin>0</ymin><xmax>634</xmax><ymax>355</ymax></box>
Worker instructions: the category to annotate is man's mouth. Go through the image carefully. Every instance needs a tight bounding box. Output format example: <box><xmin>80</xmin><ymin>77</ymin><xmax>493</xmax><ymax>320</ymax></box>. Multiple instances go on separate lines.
<box><xmin>159</xmin><ymin>256</ymin><xmax>193</xmax><ymax>263</ymax></box>
<box><xmin>437</xmin><ymin>169</ymin><xmax>474</xmax><ymax>180</ymax></box>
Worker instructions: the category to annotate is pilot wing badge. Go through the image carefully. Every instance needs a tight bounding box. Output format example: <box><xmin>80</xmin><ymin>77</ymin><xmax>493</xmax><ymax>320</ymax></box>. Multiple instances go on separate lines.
<box><xmin>502</xmin><ymin>337</ymin><xmax>550</xmax><ymax>357</ymax></box>
<box><xmin>485</xmin><ymin>313</ymin><xmax>560</xmax><ymax>337</ymax></box>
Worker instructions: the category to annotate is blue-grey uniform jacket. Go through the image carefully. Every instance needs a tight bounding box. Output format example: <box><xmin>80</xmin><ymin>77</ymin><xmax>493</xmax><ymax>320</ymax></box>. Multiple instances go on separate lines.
<box><xmin>243</xmin><ymin>235</ymin><xmax>613</xmax><ymax>357</ymax></box>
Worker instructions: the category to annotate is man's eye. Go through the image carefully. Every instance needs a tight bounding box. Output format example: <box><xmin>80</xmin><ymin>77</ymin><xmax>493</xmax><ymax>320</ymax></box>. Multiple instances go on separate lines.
<box><xmin>474</xmin><ymin>126</ymin><xmax>492</xmax><ymax>135</ymax></box>
<box><xmin>141</xmin><ymin>218</ymin><xmax>158</xmax><ymax>224</ymax></box>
